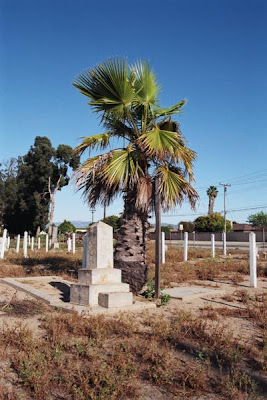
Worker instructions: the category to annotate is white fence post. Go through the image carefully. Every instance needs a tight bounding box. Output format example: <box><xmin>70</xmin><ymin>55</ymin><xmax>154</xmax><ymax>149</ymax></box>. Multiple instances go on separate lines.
<box><xmin>38</xmin><ymin>237</ymin><xmax>41</xmax><ymax>250</ymax></box>
<box><xmin>23</xmin><ymin>231</ymin><xmax>28</xmax><ymax>258</ymax></box>
<box><xmin>82</xmin><ymin>234</ymin><xmax>87</xmax><ymax>268</ymax></box>
<box><xmin>249</xmin><ymin>232</ymin><xmax>257</xmax><ymax>288</ymax></box>
<box><xmin>16</xmin><ymin>234</ymin><xmax>20</xmax><ymax>253</ymax></box>
<box><xmin>45</xmin><ymin>234</ymin><xmax>49</xmax><ymax>252</ymax></box>
<box><xmin>0</xmin><ymin>229</ymin><xmax>7</xmax><ymax>259</ymax></box>
<box><xmin>161</xmin><ymin>232</ymin><xmax>165</xmax><ymax>263</ymax></box>
<box><xmin>31</xmin><ymin>236</ymin><xmax>34</xmax><ymax>251</ymax></box>
<box><xmin>72</xmin><ymin>233</ymin><xmax>76</xmax><ymax>254</ymax></box>
<box><xmin>184</xmin><ymin>232</ymin><xmax>188</xmax><ymax>261</ymax></box>
<box><xmin>211</xmin><ymin>234</ymin><xmax>215</xmax><ymax>258</ymax></box>
<box><xmin>222</xmin><ymin>232</ymin><xmax>226</xmax><ymax>256</ymax></box>
<box><xmin>67</xmin><ymin>238</ymin><xmax>71</xmax><ymax>253</ymax></box>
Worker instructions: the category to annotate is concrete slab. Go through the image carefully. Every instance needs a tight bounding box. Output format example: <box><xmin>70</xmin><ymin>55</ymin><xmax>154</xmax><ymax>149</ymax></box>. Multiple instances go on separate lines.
<box><xmin>0</xmin><ymin>276</ymin><xmax>156</xmax><ymax>315</ymax></box>
<box><xmin>162</xmin><ymin>286</ymin><xmax>226</xmax><ymax>301</ymax></box>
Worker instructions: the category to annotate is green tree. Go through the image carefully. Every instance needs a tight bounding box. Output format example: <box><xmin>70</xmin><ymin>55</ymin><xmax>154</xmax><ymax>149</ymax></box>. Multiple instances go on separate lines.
<box><xmin>194</xmin><ymin>213</ymin><xmax>232</xmax><ymax>232</ymax></box>
<box><xmin>247</xmin><ymin>211</ymin><xmax>267</xmax><ymax>227</ymax></box>
<box><xmin>178</xmin><ymin>221</ymin><xmax>195</xmax><ymax>233</ymax></box>
<box><xmin>161</xmin><ymin>225</ymin><xmax>173</xmax><ymax>233</ymax></box>
<box><xmin>207</xmin><ymin>186</ymin><xmax>218</xmax><ymax>215</ymax></box>
<box><xmin>58</xmin><ymin>219</ymin><xmax>76</xmax><ymax>234</ymax></box>
<box><xmin>2</xmin><ymin>137</ymin><xmax>79</xmax><ymax>234</ymax></box>
<box><xmin>73</xmin><ymin>58</ymin><xmax>198</xmax><ymax>292</ymax></box>
<box><xmin>0</xmin><ymin>158</ymin><xmax>19</xmax><ymax>232</ymax></box>
<box><xmin>102</xmin><ymin>215</ymin><xmax>121</xmax><ymax>231</ymax></box>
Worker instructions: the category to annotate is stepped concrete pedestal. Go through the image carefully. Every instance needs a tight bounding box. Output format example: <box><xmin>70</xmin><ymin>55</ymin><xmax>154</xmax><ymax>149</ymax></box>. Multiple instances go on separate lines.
<box><xmin>70</xmin><ymin>282</ymin><xmax>130</xmax><ymax>306</ymax></box>
<box><xmin>70</xmin><ymin>221</ymin><xmax>133</xmax><ymax>308</ymax></box>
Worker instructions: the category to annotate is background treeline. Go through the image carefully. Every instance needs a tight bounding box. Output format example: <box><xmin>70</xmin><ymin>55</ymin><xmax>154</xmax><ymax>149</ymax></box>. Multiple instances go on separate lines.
<box><xmin>0</xmin><ymin>136</ymin><xmax>79</xmax><ymax>235</ymax></box>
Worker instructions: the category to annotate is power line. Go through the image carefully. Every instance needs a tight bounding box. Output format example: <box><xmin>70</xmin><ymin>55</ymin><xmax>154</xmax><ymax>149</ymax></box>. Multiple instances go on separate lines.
<box><xmin>194</xmin><ymin>168</ymin><xmax>267</xmax><ymax>191</ymax></box>
<box><xmin>220</xmin><ymin>168</ymin><xmax>267</xmax><ymax>184</ymax></box>
<box><xmin>161</xmin><ymin>204</ymin><xmax>267</xmax><ymax>218</ymax></box>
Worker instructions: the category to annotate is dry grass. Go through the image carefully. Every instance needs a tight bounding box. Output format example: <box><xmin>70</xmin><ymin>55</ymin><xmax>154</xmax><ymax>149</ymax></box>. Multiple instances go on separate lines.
<box><xmin>0</xmin><ymin>246</ymin><xmax>266</xmax><ymax>399</ymax></box>
<box><xmin>0</xmin><ymin>293</ymin><xmax>48</xmax><ymax>317</ymax></box>
<box><xmin>1</xmin><ymin>307</ymin><xmax>266</xmax><ymax>399</ymax></box>
<box><xmin>146</xmin><ymin>244</ymin><xmax>267</xmax><ymax>288</ymax></box>
<box><xmin>0</xmin><ymin>250</ymin><xmax>82</xmax><ymax>279</ymax></box>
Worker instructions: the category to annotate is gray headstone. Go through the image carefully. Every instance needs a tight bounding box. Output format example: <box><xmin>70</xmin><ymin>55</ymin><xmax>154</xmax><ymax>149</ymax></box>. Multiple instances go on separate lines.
<box><xmin>86</xmin><ymin>221</ymin><xmax>113</xmax><ymax>269</ymax></box>
<box><xmin>51</xmin><ymin>226</ymin><xmax>58</xmax><ymax>244</ymax></box>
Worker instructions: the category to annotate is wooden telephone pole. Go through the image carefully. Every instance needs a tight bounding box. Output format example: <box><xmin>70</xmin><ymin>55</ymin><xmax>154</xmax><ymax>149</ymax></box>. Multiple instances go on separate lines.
<box><xmin>155</xmin><ymin>176</ymin><xmax>161</xmax><ymax>299</ymax></box>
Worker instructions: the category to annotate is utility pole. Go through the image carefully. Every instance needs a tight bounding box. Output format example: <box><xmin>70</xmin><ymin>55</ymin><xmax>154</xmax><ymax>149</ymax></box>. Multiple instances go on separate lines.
<box><xmin>219</xmin><ymin>183</ymin><xmax>231</xmax><ymax>233</ymax></box>
<box><xmin>103</xmin><ymin>204</ymin><xmax>107</xmax><ymax>220</ymax></box>
<box><xmin>90</xmin><ymin>208</ymin><xmax>96</xmax><ymax>224</ymax></box>
<box><xmin>155</xmin><ymin>176</ymin><xmax>161</xmax><ymax>299</ymax></box>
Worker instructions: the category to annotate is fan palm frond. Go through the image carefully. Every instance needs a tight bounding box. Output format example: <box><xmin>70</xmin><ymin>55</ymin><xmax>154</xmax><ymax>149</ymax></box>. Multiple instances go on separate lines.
<box><xmin>133</xmin><ymin>61</ymin><xmax>159</xmax><ymax>106</ymax></box>
<box><xmin>157</xmin><ymin>164</ymin><xmax>199</xmax><ymax>210</ymax></box>
<box><xmin>74</xmin><ymin>133</ymin><xmax>111</xmax><ymax>156</ymax></box>
<box><xmin>153</xmin><ymin>99</ymin><xmax>186</xmax><ymax>118</ymax></box>
<box><xmin>138</xmin><ymin>127</ymin><xmax>184</xmax><ymax>160</ymax></box>
<box><xmin>136</xmin><ymin>176</ymin><xmax>153</xmax><ymax>211</ymax></box>
<box><xmin>101</xmin><ymin>146</ymin><xmax>144</xmax><ymax>188</ymax></box>
<box><xmin>73</xmin><ymin>58</ymin><xmax>135</xmax><ymax>118</ymax></box>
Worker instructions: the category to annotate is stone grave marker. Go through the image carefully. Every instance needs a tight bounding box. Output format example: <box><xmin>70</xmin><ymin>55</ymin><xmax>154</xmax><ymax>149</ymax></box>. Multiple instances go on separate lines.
<box><xmin>16</xmin><ymin>234</ymin><xmax>20</xmax><ymax>253</ymax></box>
<box><xmin>70</xmin><ymin>221</ymin><xmax>132</xmax><ymax>308</ymax></box>
<box><xmin>0</xmin><ymin>229</ymin><xmax>7</xmax><ymax>259</ymax></box>
<box><xmin>51</xmin><ymin>226</ymin><xmax>58</xmax><ymax>245</ymax></box>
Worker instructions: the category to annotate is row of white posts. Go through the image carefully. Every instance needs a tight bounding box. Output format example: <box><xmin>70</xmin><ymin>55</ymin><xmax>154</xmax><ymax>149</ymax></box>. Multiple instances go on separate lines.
<box><xmin>0</xmin><ymin>230</ymin><xmax>76</xmax><ymax>259</ymax></box>
<box><xmin>160</xmin><ymin>231</ymin><xmax>258</xmax><ymax>288</ymax></box>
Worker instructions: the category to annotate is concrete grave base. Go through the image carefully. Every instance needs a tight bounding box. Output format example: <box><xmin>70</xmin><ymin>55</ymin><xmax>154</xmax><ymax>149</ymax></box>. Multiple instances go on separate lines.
<box><xmin>1</xmin><ymin>276</ymin><xmax>155</xmax><ymax>314</ymax></box>
<box><xmin>78</xmin><ymin>268</ymin><xmax>122</xmax><ymax>285</ymax></box>
<box><xmin>70</xmin><ymin>282</ymin><xmax>130</xmax><ymax>306</ymax></box>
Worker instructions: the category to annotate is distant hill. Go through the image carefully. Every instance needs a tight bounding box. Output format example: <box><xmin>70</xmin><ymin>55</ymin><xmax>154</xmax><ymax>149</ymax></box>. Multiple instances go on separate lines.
<box><xmin>150</xmin><ymin>223</ymin><xmax>176</xmax><ymax>228</ymax></box>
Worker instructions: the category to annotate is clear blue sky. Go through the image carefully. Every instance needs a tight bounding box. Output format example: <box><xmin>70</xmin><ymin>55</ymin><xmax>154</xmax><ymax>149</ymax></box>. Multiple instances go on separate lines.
<box><xmin>1</xmin><ymin>0</ymin><xmax>267</xmax><ymax>225</ymax></box>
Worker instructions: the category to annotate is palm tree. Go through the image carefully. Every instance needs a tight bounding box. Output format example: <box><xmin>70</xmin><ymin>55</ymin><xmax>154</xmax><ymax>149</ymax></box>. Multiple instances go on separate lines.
<box><xmin>207</xmin><ymin>186</ymin><xmax>218</xmax><ymax>215</ymax></box>
<box><xmin>73</xmin><ymin>58</ymin><xmax>198</xmax><ymax>292</ymax></box>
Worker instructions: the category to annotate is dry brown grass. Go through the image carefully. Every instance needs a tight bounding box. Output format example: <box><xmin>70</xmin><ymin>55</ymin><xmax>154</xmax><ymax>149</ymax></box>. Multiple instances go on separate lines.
<box><xmin>1</xmin><ymin>306</ymin><xmax>266</xmax><ymax>399</ymax></box>
<box><xmin>0</xmin><ymin>246</ymin><xmax>266</xmax><ymax>399</ymax></box>
<box><xmin>146</xmin><ymin>244</ymin><xmax>267</xmax><ymax>288</ymax></box>
<box><xmin>0</xmin><ymin>293</ymin><xmax>48</xmax><ymax>317</ymax></box>
<box><xmin>0</xmin><ymin>250</ymin><xmax>82</xmax><ymax>279</ymax></box>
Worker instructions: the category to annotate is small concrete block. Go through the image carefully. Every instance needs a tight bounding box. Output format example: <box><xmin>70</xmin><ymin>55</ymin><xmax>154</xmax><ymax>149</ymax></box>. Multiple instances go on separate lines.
<box><xmin>98</xmin><ymin>292</ymin><xmax>133</xmax><ymax>308</ymax></box>
<box><xmin>78</xmin><ymin>268</ymin><xmax>121</xmax><ymax>285</ymax></box>
<box><xmin>70</xmin><ymin>282</ymin><xmax>130</xmax><ymax>306</ymax></box>
<box><xmin>70</xmin><ymin>284</ymin><xmax>90</xmax><ymax>306</ymax></box>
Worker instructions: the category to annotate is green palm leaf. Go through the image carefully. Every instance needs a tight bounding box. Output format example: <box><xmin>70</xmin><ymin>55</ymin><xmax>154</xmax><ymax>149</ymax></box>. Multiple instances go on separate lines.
<box><xmin>153</xmin><ymin>100</ymin><xmax>186</xmax><ymax>118</ymax></box>
<box><xmin>138</xmin><ymin>127</ymin><xmax>184</xmax><ymax>160</ymax></box>
<box><xmin>73</xmin><ymin>58</ymin><xmax>135</xmax><ymax>117</ymax></box>
<box><xmin>157</xmin><ymin>165</ymin><xmax>198</xmax><ymax>210</ymax></box>
<box><xmin>75</xmin><ymin>133</ymin><xmax>111</xmax><ymax>156</ymax></box>
<box><xmin>101</xmin><ymin>146</ymin><xmax>143</xmax><ymax>187</ymax></box>
<box><xmin>133</xmin><ymin>61</ymin><xmax>159</xmax><ymax>106</ymax></box>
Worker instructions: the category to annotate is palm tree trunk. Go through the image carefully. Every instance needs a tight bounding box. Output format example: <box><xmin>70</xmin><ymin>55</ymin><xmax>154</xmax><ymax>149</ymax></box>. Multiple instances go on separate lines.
<box><xmin>114</xmin><ymin>191</ymin><xmax>148</xmax><ymax>293</ymax></box>
<box><xmin>208</xmin><ymin>196</ymin><xmax>215</xmax><ymax>215</ymax></box>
